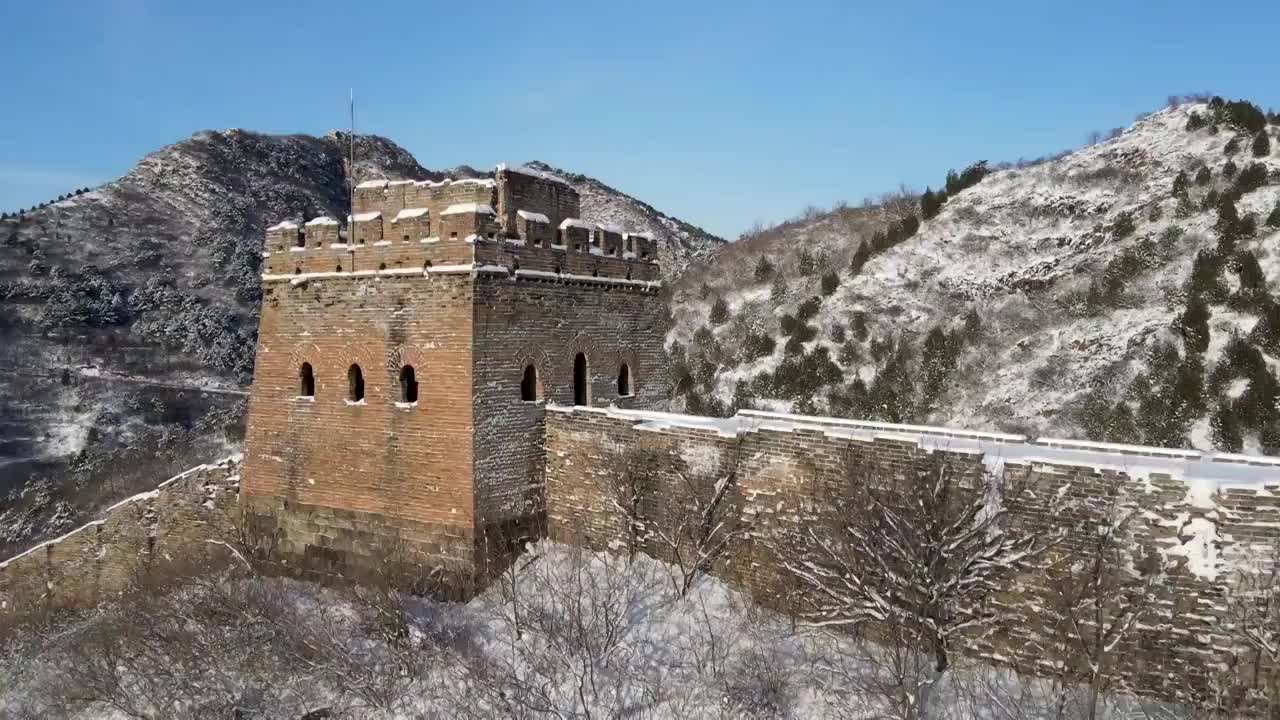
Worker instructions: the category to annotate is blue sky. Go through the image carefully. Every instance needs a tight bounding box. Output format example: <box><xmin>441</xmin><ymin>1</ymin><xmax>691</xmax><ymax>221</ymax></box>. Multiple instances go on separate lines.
<box><xmin>2</xmin><ymin>0</ymin><xmax>1278</xmax><ymax>239</ymax></box>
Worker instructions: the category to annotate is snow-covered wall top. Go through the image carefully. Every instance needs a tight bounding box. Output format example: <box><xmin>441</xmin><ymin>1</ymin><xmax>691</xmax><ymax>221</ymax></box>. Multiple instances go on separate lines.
<box><xmin>544</xmin><ymin>404</ymin><xmax>1280</xmax><ymax>703</ymax></box>
<box><xmin>549</xmin><ymin>405</ymin><xmax>1280</xmax><ymax>492</ymax></box>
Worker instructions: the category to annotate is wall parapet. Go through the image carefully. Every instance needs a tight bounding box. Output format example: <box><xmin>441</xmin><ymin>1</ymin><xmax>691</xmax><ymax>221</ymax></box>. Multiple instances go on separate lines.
<box><xmin>0</xmin><ymin>456</ymin><xmax>242</xmax><ymax>617</ymax></box>
<box><xmin>543</xmin><ymin>405</ymin><xmax>1280</xmax><ymax>704</ymax></box>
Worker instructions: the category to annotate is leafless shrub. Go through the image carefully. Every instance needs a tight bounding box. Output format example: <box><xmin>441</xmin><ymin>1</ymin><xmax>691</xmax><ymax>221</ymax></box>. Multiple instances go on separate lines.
<box><xmin>0</xmin><ymin>565</ymin><xmax>465</xmax><ymax>719</ymax></box>
<box><xmin>781</xmin><ymin>453</ymin><xmax>1054</xmax><ymax>676</ymax></box>
<box><xmin>471</xmin><ymin>544</ymin><xmax>669</xmax><ymax>719</ymax></box>
<box><xmin>645</xmin><ymin>437</ymin><xmax>754</xmax><ymax>597</ymax></box>
<box><xmin>1224</xmin><ymin>539</ymin><xmax>1280</xmax><ymax>716</ymax></box>
<box><xmin>1036</xmin><ymin>475</ymin><xmax>1168</xmax><ymax>720</ymax></box>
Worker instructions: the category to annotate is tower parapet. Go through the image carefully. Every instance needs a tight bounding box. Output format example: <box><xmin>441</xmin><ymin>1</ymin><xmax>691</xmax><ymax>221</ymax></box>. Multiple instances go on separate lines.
<box><xmin>261</xmin><ymin>166</ymin><xmax>661</xmax><ymax>283</ymax></box>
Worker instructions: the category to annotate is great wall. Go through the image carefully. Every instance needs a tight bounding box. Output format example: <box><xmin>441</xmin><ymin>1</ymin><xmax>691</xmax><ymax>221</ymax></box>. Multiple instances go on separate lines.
<box><xmin>2</xmin><ymin>165</ymin><xmax>1279</xmax><ymax>707</ymax></box>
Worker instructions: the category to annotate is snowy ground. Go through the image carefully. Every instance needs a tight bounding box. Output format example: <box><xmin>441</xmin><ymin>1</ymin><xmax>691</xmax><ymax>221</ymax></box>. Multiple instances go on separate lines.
<box><xmin>0</xmin><ymin>543</ymin><xmax>1206</xmax><ymax>719</ymax></box>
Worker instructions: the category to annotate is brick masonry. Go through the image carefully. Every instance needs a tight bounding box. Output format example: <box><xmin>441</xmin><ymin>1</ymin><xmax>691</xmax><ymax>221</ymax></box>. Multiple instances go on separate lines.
<box><xmin>0</xmin><ymin>457</ymin><xmax>241</xmax><ymax>618</ymax></box>
<box><xmin>242</xmin><ymin>165</ymin><xmax>670</xmax><ymax>582</ymax></box>
<box><xmin>6</xmin><ymin>160</ymin><xmax>1280</xmax><ymax>708</ymax></box>
<box><xmin>543</xmin><ymin>406</ymin><xmax>1280</xmax><ymax>705</ymax></box>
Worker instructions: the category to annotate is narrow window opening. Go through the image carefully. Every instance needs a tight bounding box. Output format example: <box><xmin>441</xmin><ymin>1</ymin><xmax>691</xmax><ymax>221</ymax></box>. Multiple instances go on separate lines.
<box><xmin>335</xmin><ymin>263</ymin><xmax>343</xmax><ymax>272</ymax></box>
<box><xmin>295</xmin><ymin>234</ymin><xmax>305</xmax><ymax>248</ymax></box>
<box><xmin>348</xmin><ymin>364</ymin><xmax>365</xmax><ymax>402</ymax></box>
<box><xmin>450</xmin><ymin>231</ymin><xmax>458</xmax><ymax>240</ymax></box>
<box><xmin>403</xmin><ymin>234</ymin><xmax>410</xmax><ymax>242</ymax></box>
<box><xmin>553</xmin><ymin>264</ymin><xmax>561</xmax><ymax>274</ymax></box>
<box><xmin>295</xmin><ymin>266</ymin><xmax>302</xmax><ymax>275</ymax></box>
<box><xmin>299</xmin><ymin>363</ymin><xmax>315</xmax><ymax>397</ymax></box>
<box><xmin>400</xmin><ymin>365</ymin><xmax>418</xmax><ymax>403</ymax></box>
<box><xmin>617</xmin><ymin>363</ymin><xmax>631</xmax><ymax>397</ymax></box>
<box><xmin>379</xmin><ymin>262</ymin><xmax>387</xmax><ymax>270</ymax></box>
<box><xmin>521</xmin><ymin>365</ymin><xmax>540</xmax><ymax>401</ymax></box>
<box><xmin>513</xmin><ymin>258</ymin><xmax>521</xmax><ymax>271</ymax></box>
<box><xmin>573</xmin><ymin>353</ymin><xmax>589</xmax><ymax>406</ymax></box>
<box><xmin>592</xmin><ymin>267</ymin><xmax>600</xmax><ymax>277</ymax></box>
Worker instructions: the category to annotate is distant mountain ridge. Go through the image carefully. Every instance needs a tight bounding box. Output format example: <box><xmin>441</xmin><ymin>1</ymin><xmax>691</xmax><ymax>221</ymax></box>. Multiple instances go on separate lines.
<box><xmin>0</xmin><ymin>128</ymin><xmax>724</xmax><ymax>556</ymax></box>
<box><xmin>669</xmin><ymin>99</ymin><xmax>1280</xmax><ymax>456</ymax></box>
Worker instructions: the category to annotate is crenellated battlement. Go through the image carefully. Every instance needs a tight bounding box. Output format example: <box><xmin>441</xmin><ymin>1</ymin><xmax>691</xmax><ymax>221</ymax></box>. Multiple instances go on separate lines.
<box><xmin>262</xmin><ymin>164</ymin><xmax>659</xmax><ymax>284</ymax></box>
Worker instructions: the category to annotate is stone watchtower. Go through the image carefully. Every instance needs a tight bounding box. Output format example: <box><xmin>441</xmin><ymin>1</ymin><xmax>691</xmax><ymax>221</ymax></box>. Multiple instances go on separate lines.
<box><xmin>238</xmin><ymin>166</ymin><xmax>668</xmax><ymax>585</ymax></box>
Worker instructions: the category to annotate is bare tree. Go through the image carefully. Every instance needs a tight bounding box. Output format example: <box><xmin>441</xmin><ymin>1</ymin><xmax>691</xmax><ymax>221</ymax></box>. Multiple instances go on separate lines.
<box><xmin>596</xmin><ymin>444</ymin><xmax>660</xmax><ymax>560</ymax></box>
<box><xmin>1226</xmin><ymin>538</ymin><xmax>1280</xmax><ymax>718</ymax></box>
<box><xmin>1039</xmin><ymin>478</ymin><xmax>1164</xmax><ymax>720</ymax></box>
<box><xmin>781</xmin><ymin>452</ymin><xmax>1052</xmax><ymax>716</ymax></box>
<box><xmin>645</xmin><ymin>437</ymin><xmax>754</xmax><ymax>597</ymax></box>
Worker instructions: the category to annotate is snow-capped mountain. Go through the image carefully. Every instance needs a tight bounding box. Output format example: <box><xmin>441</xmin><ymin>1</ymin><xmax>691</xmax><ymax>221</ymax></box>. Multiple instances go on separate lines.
<box><xmin>0</xmin><ymin>130</ymin><xmax>724</xmax><ymax>555</ymax></box>
<box><xmin>670</xmin><ymin>99</ymin><xmax>1280</xmax><ymax>453</ymax></box>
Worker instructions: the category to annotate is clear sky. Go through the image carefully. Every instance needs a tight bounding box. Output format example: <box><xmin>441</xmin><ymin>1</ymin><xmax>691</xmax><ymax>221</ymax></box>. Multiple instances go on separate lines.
<box><xmin>2</xmin><ymin>0</ymin><xmax>1278</xmax><ymax>239</ymax></box>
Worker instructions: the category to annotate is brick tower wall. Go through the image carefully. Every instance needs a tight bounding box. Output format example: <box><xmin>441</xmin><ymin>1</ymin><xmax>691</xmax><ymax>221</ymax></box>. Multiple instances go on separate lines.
<box><xmin>469</xmin><ymin>275</ymin><xmax>669</xmax><ymax>560</ymax></box>
<box><xmin>495</xmin><ymin>168</ymin><xmax>581</xmax><ymax>238</ymax></box>
<box><xmin>239</xmin><ymin>272</ymin><xmax>480</xmax><ymax>580</ymax></box>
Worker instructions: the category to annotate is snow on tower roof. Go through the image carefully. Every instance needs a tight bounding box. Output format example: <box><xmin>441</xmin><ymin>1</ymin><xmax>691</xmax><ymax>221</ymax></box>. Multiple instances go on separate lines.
<box><xmin>394</xmin><ymin>207</ymin><xmax>429</xmax><ymax>220</ymax></box>
<box><xmin>348</xmin><ymin>211</ymin><xmax>382</xmax><ymax>222</ymax></box>
<box><xmin>356</xmin><ymin>179</ymin><xmax>389</xmax><ymax>189</ymax></box>
<box><xmin>442</xmin><ymin>203</ymin><xmax>496</xmax><ymax>216</ymax></box>
<box><xmin>516</xmin><ymin>210</ymin><xmax>550</xmax><ymax>223</ymax></box>
<box><xmin>510</xmin><ymin>164</ymin><xmax>571</xmax><ymax>185</ymax></box>
<box><xmin>266</xmin><ymin>220</ymin><xmax>299</xmax><ymax>231</ymax></box>
<box><xmin>559</xmin><ymin>218</ymin><xmax>593</xmax><ymax>230</ymax></box>
<box><xmin>305</xmin><ymin>216</ymin><xmax>339</xmax><ymax>226</ymax></box>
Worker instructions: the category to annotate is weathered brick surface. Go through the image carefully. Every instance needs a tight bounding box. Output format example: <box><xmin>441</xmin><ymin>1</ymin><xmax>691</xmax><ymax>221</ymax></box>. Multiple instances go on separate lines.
<box><xmin>243</xmin><ymin>165</ymin><xmax>668</xmax><ymax>582</ymax></box>
<box><xmin>544</xmin><ymin>407</ymin><xmax>1280</xmax><ymax>705</ymax></box>
<box><xmin>0</xmin><ymin>458</ymin><xmax>240</xmax><ymax>618</ymax></box>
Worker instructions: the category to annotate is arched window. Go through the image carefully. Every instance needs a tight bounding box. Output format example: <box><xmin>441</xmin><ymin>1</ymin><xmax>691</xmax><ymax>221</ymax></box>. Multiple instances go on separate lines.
<box><xmin>299</xmin><ymin>363</ymin><xmax>315</xmax><ymax>397</ymax></box>
<box><xmin>400</xmin><ymin>365</ymin><xmax>418</xmax><ymax>404</ymax></box>
<box><xmin>617</xmin><ymin>363</ymin><xmax>631</xmax><ymax>397</ymax></box>
<box><xmin>348</xmin><ymin>364</ymin><xmax>365</xmax><ymax>402</ymax></box>
<box><xmin>573</xmin><ymin>353</ymin><xmax>589</xmax><ymax>406</ymax></box>
<box><xmin>521</xmin><ymin>364</ymin><xmax>540</xmax><ymax>402</ymax></box>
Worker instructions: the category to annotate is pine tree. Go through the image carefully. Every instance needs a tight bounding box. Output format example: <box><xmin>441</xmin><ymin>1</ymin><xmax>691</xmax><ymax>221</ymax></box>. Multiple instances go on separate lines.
<box><xmin>920</xmin><ymin>325</ymin><xmax>959</xmax><ymax>414</ymax></box>
<box><xmin>1171</xmin><ymin>170</ymin><xmax>1189</xmax><ymax>199</ymax></box>
<box><xmin>1215</xmin><ymin>196</ymin><xmax>1241</xmax><ymax>252</ymax></box>
<box><xmin>1233</xmin><ymin>250</ymin><xmax>1267</xmax><ymax>297</ymax></box>
<box><xmin>1210</xmin><ymin>400</ymin><xmax>1244</xmax><ymax>452</ymax></box>
<box><xmin>1105</xmin><ymin>402</ymin><xmax>1140</xmax><ymax>445</ymax></box>
<box><xmin>1178</xmin><ymin>296</ymin><xmax>1211</xmax><ymax>354</ymax></box>
<box><xmin>920</xmin><ymin>187</ymin><xmax>945</xmax><ymax>220</ymax></box>
<box><xmin>963</xmin><ymin>307</ymin><xmax>982</xmax><ymax>338</ymax></box>
<box><xmin>1224</xmin><ymin>136</ymin><xmax>1242</xmax><ymax>156</ymax></box>
<box><xmin>1195</xmin><ymin>166</ymin><xmax>1212</xmax><ymax>185</ymax></box>
<box><xmin>769</xmin><ymin>274</ymin><xmax>787</xmax><ymax>304</ymax></box>
<box><xmin>820</xmin><ymin>271</ymin><xmax>840</xmax><ymax>296</ymax></box>
<box><xmin>849</xmin><ymin>243</ymin><xmax>871</xmax><ymax>274</ymax></box>
<box><xmin>1223</xmin><ymin>159</ymin><xmax>1238</xmax><ymax>179</ymax></box>
<box><xmin>1253</xmin><ymin>131</ymin><xmax>1272</xmax><ymax>157</ymax></box>
<box><xmin>753</xmin><ymin>255</ymin><xmax>775</xmax><ymax>282</ymax></box>
<box><xmin>797</xmin><ymin>249</ymin><xmax>819</xmax><ymax>276</ymax></box>
<box><xmin>850</xmin><ymin>311</ymin><xmax>869</xmax><ymax>342</ymax></box>
<box><xmin>709</xmin><ymin>296</ymin><xmax>730</xmax><ymax>325</ymax></box>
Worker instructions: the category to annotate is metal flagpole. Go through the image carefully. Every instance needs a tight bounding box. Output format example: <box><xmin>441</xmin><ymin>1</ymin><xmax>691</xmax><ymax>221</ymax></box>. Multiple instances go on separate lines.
<box><xmin>349</xmin><ymin>89</ymin><xmax>356</xmax><ymax>255</ymax></box>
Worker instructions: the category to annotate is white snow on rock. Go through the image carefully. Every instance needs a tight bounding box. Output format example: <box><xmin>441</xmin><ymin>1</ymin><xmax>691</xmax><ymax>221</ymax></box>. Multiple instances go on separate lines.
<box><xmin>441</xmin><ymin>203</ymin><xmax>495</xmax><ymax>216</ymax></box>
